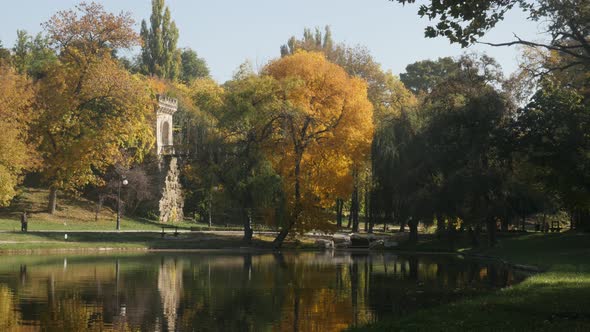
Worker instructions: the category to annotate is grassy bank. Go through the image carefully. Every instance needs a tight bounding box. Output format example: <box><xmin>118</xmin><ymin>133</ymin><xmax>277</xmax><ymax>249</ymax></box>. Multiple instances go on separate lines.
<box><xmin>0</xmin><ymin>230</ymin><xmax>315</xmax><ymax>251</ymax></box>
<box><xmin>351</xmin><ymin>233</ymin><xmax>590</xmax><ymax>331</ymax></box>
<box><xmin>0</xmin><ymin>187</ymin><xmax>263</xmax><ymax>232</ymax></box>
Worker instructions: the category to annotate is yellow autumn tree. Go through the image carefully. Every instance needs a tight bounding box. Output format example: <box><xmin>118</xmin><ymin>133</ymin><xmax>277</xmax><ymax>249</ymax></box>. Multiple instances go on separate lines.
<box><xmin>263</xmin><ymin>51</ymin><xmax>373</xmax><ymax>246</ymax></box>
<box><xmin>0</xmin><ymin>63</ymin><xmax>37</xmax><ymax>206</ymax></box>
<box><xmin>37</xmin><ymin>3</ymin><xmax>155</xmax><ymax>213</ymax></box>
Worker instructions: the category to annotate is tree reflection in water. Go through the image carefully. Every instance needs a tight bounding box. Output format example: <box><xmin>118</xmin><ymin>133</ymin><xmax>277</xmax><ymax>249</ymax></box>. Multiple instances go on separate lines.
<box><xmin>0</xmin><ymin>252</ymin><xmax>526</xmax><ymax>331</ymax></box>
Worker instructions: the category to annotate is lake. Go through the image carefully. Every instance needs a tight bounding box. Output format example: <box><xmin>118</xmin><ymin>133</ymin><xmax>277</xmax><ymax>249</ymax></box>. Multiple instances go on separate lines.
<box><xmin>0</xmin><ymin>251</ymin><xmax>526</xmax><ymax>331</ymax></box>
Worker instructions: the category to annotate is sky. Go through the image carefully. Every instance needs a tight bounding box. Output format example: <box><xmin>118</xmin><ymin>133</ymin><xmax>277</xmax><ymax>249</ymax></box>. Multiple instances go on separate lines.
<box><xmin>0</xmin><ymin>0</ymin><xmax>547</xmax><ymax>83</ymax></box>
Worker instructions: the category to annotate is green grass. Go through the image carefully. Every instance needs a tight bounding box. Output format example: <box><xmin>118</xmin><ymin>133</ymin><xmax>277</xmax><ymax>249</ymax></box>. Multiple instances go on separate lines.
<box><xmin>351</xmin><ymin>233</ymin><xmax>590</xmax><ymax>331</ymax></box>
<box><xmin>0</xmin><ymin>230</ymin><xmax>305</xmax><ymax>251</ymax></box>
<box><xmin>0</xmin><ymin>187</ymin><xmax>258</xmax><ymax>232</ymax></box>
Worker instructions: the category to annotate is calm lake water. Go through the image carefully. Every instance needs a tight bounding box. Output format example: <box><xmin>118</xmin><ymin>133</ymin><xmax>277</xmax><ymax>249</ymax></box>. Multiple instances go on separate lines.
<box><xmin>0</xmin><ymin>251</ymin><xmax>526</xmax><ymax>331</ymax></box>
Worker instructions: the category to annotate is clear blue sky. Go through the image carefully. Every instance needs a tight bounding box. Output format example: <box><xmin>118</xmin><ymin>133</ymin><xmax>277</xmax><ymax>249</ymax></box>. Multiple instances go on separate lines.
<box><xmin>0</xmin><ymin>0</ymin><xmax>546</xmax><ymax>83</ymax></box>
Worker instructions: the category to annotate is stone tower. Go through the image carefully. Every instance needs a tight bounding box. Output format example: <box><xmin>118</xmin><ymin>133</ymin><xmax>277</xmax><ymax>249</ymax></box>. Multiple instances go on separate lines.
<box><xmin>155</xmin><ymin>95</ymin><xmax>184</xmax><ymax>223</ymax></box>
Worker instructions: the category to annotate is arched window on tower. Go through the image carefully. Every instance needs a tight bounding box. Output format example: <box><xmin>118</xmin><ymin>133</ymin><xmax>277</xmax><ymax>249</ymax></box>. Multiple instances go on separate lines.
<box><xmin>161</xmin><ymin>121</ymin><xmax>170</xmax><ymax>146</ymax></box>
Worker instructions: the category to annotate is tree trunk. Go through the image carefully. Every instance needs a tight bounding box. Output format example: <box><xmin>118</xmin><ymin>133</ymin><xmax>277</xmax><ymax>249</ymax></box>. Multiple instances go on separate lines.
<box><xmin>95</xmin><ymin>195</ymin><xmax>104</xmax><ymax>222</ymax></box>
<box><xmin>243</xmin><ymin>208</ymin><xmax>253</xmax><ymax>244</ymax></box>
<box><xmin>351</xmin><ymin>181</ymin><xmax>359</xmax><ymax>233</ymax></box>
<box><xmin>347</xmin><ymin>197</ymin><xmax>353</xmax><ymax>229</ymax></box>
<box><xmin>501</xmin><ymin>217</ymin><xmax>509</xmax><ymax>232</ymax></box>
<box><xmin>273</xmin><ymin>152</ymin><xmax>302</xmax><ymax>248</ymax></box>
<box><xmin>368</xmin><ymin>192</ymin><xmax>375</xmax><ymax>234</ymax></box>
<box><xmin>48</xmin><ymin>187</ymin><xmax>57</xmax><ymax>214</ymax></box>
<box><xmin>487</xmin><ymin>218</ymin><xmax>497</xmax><ymax>247</ymax></box>
<box><xmin>447</xmin><ymin>220</ymin><xmax>456</xmax><ymax>251</ymax></box>
<box><xmin>364</xmin><ymin>182</ymin><xmax>369</xmax><ymax>232</ymax></box>
<box><xmin>469</xmin><ymin>225</ymin><xmax>480</xmax><ymax>248</ymax></box>
<box><xmin>208</xmin><ymin>193</ymin><xmax>212</xmax><ymax>228</ymax></box>
<box><xmin>436</xmin><ymin>214</ymin><xmax>445</xmax><ymax>239</ymax></box>
<box><xmin>336</xmin><ymin>199</ymin><xmax>343</xmax><ymax>228</ymax></box>
<box><xmin>408</xmin><ymin>218</ymin><xmax>419</xmax><ymax>244</ymax></box>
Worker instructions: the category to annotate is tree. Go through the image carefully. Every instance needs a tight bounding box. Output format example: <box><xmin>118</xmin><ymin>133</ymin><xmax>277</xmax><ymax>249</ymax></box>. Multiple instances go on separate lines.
<box><xmin>12</xmin><ymin>30</ymin><xmax>30</xmax><ymax>75</ymax></box>
<box><xmin>399</xmin><ymin>57</ymin><xmax>459</xmax><ymax>94</ymax></box>
<box><xmin>180</xmin><ymin>48</ymin><xmax>209</xmax><ymax>83</ymax></box>
<box><xmin>373</xmin><ymin>54</ymin><xmax>514</xmax><ymax>246</ymax></box>
<box><xmin>43</xmin><ymin>2</ymin><xmax>137</xmax><ymax>62</ymax></box>
<box><xmin>12</xmin><ymin>30</ymin><xmax>57</xmax><ymax>79</ymax></box>
<box><xmin>515</xmin><ymin>82</ymin><xmax>590</xmax><ymax>230</ymax></box>
<box><xmin>281</xmin><ymin>28</ymin><xmax>417</xmax><ymax>233</ymax></box>
<box><xmin>140</xmin><ymin>0</ymin><xmax>181</xmax><ymax>79</ymax></box>
<box><xmin>281</xmin><ymin>26</ymin><xmax>335</xmax><ymax>58</ymax></box>
<box><xmin>393</xmin><ymin>0</ymin><xmax>590</xmax><ymax>71</ymax></box>
<box><xmin>38</xmin><ymin>3</ymin><xmax>154</xmax><ymax>214</ymax></box>
<box><xmin>264</xmin><ymin>51</ymin><xmax>374</xmax><ymax>247</ymax></box>
<box><xmin>217</xmin><ymin>75</ymin><xmax>286</xmax><ymax>242</ymax></box>
<box><xmin>0</xmin><ymin>41</ymin><xmax>11</xmax><ymax>61</ymax></box>
<box><xmin>0</xmin><ymin>64</ymin><xmax>37</xmax><ymax>206</ymax></box>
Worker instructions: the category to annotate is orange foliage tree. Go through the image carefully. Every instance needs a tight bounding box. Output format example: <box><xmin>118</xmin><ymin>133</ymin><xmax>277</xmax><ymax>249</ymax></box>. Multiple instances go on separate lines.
<box><xmin>263</xmin><ymin>51</ymin><xmax>373</xmax><ymax>246</ymax></box>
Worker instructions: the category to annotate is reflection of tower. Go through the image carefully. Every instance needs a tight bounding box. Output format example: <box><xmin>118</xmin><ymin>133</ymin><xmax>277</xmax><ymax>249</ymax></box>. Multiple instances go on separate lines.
<box><xmin>158</xmin><ymin>258</ymin><xmax>183</xmax><ymax>332</ymax></box>
<box><xmin>155</xmin><ymin>95</ymin><xmax>184</xmax><ymax>223</ymax></box>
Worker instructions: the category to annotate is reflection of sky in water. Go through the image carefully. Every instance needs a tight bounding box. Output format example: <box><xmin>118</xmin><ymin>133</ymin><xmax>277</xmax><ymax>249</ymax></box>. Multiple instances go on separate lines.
<box><xmin>0</xmin><ymin>252</ymin><xmax>527</xmax><ymax>331</ymax></box>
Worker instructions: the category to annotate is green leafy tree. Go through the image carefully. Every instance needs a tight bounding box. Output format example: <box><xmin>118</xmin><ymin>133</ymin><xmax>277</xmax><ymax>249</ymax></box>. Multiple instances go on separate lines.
<box><xmin>399</xmin><ymin>57</ymin><xmax>459</xmax><ymax>94</ymax></box>
<box><xmin>12</xmin><ymin>30</ymin><xmax>30</xmax><ymax>74</ymax></box>
<box><xmin>140</xmin><ymin>0</ymin><xmax>180</xmax><ymax>79</ymax></box>
<box><xmin>0</xmin><ymin>41</ymin><xmax>11</xmax><ymax>62</ymax></box>
<box><xmin>12</xmin><ymin>30</ymin><xmax>56</xmax><ymax>79</ymax></box>
<box><xmin>393</xmin><ymin>0</ymin><xmax>589</xmax><ymax>71</ymax></box>
<box><xmin>515</xmin><ymin>82</ymin><xmax>590</xmax><ymax>230</ymax></box>
<box><xmin>180</xmin><ymin>48</ymin><xmax>209</xmax><ymax>83</ymax></box>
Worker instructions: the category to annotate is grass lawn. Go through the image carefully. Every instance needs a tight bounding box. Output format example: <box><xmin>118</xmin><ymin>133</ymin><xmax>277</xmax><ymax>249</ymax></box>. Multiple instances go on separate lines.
<box><xmin>0</xmin><ymin>230</ymin><xmax>312</xmax><ymax>251</ymax></box>
<box><xmin>350</xmin><ymin>232</ymin><xmax>590</xmax><ymax>331</ymax></box>
<box><xmin>0</xmin><ymin>187</ymin><xmax>294</xmax><ymax>251</ymax></box>
<box><xmin>0</xmin><ymin>187</ymin><xmax>256</xmax><ymax>232</ymax></box>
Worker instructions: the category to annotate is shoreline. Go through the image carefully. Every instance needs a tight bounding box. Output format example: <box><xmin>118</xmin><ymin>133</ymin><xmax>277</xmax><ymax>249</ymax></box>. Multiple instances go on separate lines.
<box><xmin>0</xmin><ymin>243</ymin><xmax>545</xmax><ymax>273</ymax></box>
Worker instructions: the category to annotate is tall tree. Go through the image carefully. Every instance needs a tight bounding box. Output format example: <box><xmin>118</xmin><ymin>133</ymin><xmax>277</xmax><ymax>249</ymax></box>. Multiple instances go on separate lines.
<box><xmin>180</xmin><ymin>48</ymin><xmax>209</xmax><ymax>83</ymax></box>
<box><xmin>0</xmin><ymin>64</ymin><xmax>37</xmax><ymax>206</ymax></box>
<box><xmin>140</xmin><ymin>0</ymin><xmax>180</xmax><ymax>79</ymax></box>
<box><xmin>38</xmin><ymin>3</ymin><xmax>154</xmax><ymax>214</ymax></box>
<box><xmin>12</xmin><ymin>30</ymin><xmax>31</xmax><ymax>75</ymax></box>
<box><xmin>399</xmin><ymin>57</ymin><xmax>459</xmax><ymax>94</ymax></box>
<box><xmin>281</xmin><ymin>28</ymin><xmax>417</xmax><ymax>232</ymax></box>
<box><xmin>264</xmin><ymin>51</ymin><xmax>374</xmax><ymax>247</ymax></box>
<box><xmin>515</xmin><ymin>82</ymin><xmax>590</xmax><ymax>230</ymax></box>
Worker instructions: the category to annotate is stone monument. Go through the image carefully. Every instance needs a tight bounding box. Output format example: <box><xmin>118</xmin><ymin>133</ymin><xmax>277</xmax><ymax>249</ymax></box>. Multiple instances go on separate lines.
<box><xmin>154</xmin><ymin>95</ymin><xmax>184</xmax><ymax>223</ymax></box>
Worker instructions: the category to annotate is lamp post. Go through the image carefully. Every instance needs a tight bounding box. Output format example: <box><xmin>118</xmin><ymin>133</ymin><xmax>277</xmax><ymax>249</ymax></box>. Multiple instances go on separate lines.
<box><xmin>116</xmin><ymin>177</ymin><xmax>128</xmax><ymax>231</ymax></box>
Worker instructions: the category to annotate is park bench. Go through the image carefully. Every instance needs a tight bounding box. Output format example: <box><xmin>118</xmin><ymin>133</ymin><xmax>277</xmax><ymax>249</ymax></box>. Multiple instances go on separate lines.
<box><xmin>549</xmin><ymin>221</ymin><xmax>562</xmax><ymax>233</ymax></box>
<box><xmin>161</xmin><ymin>226</ymin><xmax>179</xmax><ymax>238</ymax></box>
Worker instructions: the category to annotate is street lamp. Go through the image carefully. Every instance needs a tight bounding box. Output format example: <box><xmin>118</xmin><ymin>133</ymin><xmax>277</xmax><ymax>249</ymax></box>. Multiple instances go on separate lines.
<box><xmin>116</xmin><ymin>177</ymin><xmax>128</xmax><ymax>231</ymax></box>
